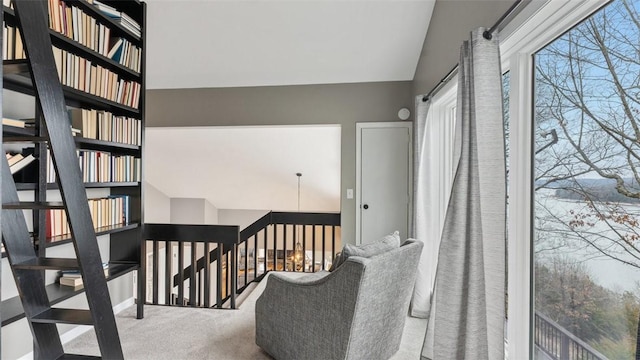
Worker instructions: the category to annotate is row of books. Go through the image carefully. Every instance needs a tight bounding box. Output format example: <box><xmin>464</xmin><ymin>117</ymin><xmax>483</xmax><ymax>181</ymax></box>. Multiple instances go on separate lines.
<box><xmin>53</xmin><ymin>46</ymin><xmax>141</xmax><ymax>108</ymax></box>
<box><xmin>69</xmin><ymin>108</ymin><xmax>141</xmax><ymax>146</ymax></box>
<box><xmin>2</xmin><ymin>25</ymin><xmax>26</xmax><ymax>60</ymax></box>
<box><xmin>6</xmin><ymin>151</ymin><xmax>35</xmax><ymax>174</ymax></box>
<box><xmin>92</xmin><ymin>0</ymin><xmax>141</xmax><ymax>38</ymax></box>
<box><xmin>47</xmin><ymin>149</ymin><xmax>141</xmax><ymax>183</ymax></box>
<box><xmin>46</xmin><ymin>195</ymin><xmax>131</xmax><ymax>239</ymax></box>
<box><xmin>58</xmin><ymin>263</ymin><xmax>110</xmax><ymax>289</ymax></box>
<box><xmin>47</xmin><ymin>0</ymin><xmax>142</xmax><ymax>72</ymax></box>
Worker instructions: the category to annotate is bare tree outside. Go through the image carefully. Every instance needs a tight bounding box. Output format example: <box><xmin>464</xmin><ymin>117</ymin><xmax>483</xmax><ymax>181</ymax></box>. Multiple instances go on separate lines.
<box><xmin>533</xmin><ymin>0</ymin><xmax>640</xmax><ymax>357</ymax></box>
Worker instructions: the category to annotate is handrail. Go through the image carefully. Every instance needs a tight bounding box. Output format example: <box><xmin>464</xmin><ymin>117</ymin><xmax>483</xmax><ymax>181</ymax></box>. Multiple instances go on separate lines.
<box><xmin>271</xmin><ymin>211</ymin><xmax>341</xmax><ymax>226</ymax></box>
<box><xmin>144</xmin><ymin>223</ymin><xmax>239</xmax><ymax>244</ymax></box>
<box><xmin>534</xmin><ymin>311</ymin><xmax>607</xmax><ymax>360</ymax></box>
<box><xmin>239</xmin><ymin>211</ymin><xmax>273</xmax><ymax>241</ymax></box>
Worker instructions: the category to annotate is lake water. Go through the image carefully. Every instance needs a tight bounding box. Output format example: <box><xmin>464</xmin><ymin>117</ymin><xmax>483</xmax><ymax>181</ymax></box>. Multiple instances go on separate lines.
<box><xmin>534</xmin><ymin>188</ymin><xmax>640</xmax><ymax>293</ymax></box>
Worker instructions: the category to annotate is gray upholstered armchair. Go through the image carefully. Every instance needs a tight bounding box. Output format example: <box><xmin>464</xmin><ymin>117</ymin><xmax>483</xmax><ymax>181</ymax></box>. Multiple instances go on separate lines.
<box><xmin>255</xmin><ymin>239</ymin><xmax>423</xmax><ymax>360</ymax></box>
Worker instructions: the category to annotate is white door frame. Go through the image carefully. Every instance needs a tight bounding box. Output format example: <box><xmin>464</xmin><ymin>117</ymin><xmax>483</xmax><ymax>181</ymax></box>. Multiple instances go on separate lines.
<box><xmin>355</xmin><ymin>121</ymin><xmax>413</xmax><ymax>245</ymax></box>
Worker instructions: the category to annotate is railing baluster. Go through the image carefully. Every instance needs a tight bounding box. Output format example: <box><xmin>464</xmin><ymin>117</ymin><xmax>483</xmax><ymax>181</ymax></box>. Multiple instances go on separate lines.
<box><xmin>216</xmin><ymin>244</ymin><xmax>223</xmax><ymax>308</ymax></box>
<box><xmin>197</xmin><ymin>271</ymin><xmax>201</xmax><ymax>306</ymax></box>
<box><xmin>260</xmin><ymin>229</ymin><xmax>266</xmax><ymax>276</ymax></box>
<box><xmin>204</xmin><ymin>242</ymin><xmax>211</xmax><ymax>308</ymax></box>
<box><xmin>322</xmin><ymin>225</ymin><xmax>326</xmax><ymax>271</ymax></box>
<box><xmin>177</xmin><ymin>242</ymin><xmax>185</xmax><ymax>306</ymax></box>
<box><xmin>152</xmin><ymin>240</ymin><xmax>160</xmax><ymax>304</ymax></box>
<box><xmin>302</xmin><ymin>225</ymin><xmax>307</xmax><ymax>272</ymax></box>
<box><xmin>230</xmin><ymin>242</ymin><xmax>237</xmax><ymax>309</ymax></box>
<box><xmin>332</xmin><ymin>225</ymin><xmax>336</xmax><ymax>263</ymax></box>
<box><xmin>283</xmin><ymin>224</ymin><xmax>288</xmax><ymax>271</ymax></box>
<box><xmin>254</xmin><ymin>234</ymin><xmax>258</xmax><ymax>279</ymax></box>
<box><xmin>189</xmin><ymin>242</ymin><xmax>197</xmax><ymax>307</ymax></box>
<box><xmin>312</xmin><ymin>225</ymin><xmax>316</xmax><ymax>273</ymax></box>
<box><xmin>273</xmin><ymin>224</ymin><xmax>277</xmax><ymax>272</ymax></box>
<box><xmin>244</xmin><ymin>242</ymin><xmax>248</xmax><ymax>288</ymax></box>
<box><xmin>165</xmin><ymin>241</ymin><xmax>172</xmax><ymax>305</ymax></box>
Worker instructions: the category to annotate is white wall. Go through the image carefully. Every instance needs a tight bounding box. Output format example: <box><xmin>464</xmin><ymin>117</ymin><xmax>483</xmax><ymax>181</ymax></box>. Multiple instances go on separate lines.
<box><xmin>145</xmin><ymin>182</ymin><xmax>171</xmax><ymax>223</ymax></box>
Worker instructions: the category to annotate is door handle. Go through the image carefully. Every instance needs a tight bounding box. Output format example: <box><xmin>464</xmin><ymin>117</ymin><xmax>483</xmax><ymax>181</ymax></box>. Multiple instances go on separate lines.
<box><xmin>363</xmin><ymin>204</ymin><xmax>369</xmax><ymax>209</ymax></box>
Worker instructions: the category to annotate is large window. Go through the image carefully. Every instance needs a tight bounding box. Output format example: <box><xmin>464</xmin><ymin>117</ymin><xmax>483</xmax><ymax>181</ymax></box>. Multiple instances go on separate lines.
<box><xmin>533</xmin><ymin>0</ymin><xmax>640</xmax><ymax>357</ymax></box>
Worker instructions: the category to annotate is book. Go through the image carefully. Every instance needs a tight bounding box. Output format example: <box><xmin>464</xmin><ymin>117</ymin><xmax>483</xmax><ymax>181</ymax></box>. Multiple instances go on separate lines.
<box><xmin>3</xmin><ymin>117</ymin><xmax>26</xmax><ymax>128</ymax></box>
<box><xmin>10</xmin><ymin>154</ymin><xmax>35</xmax><ymax>174</ymax></box>
<box><xmin>107</xmin><ymin>38</ymin><xmax>123</xmax><ymax>59</ymax></box>
<box><xmin>7</xmin><ymin>153</ymin><xmax>24</xmax><ymax>166</ymax></box>
<box><xmin>59</xmin><ymin>276</ymin><xmax>83</xmax><ymax>288</ymax></box>
<box><xmin>92</xmin><ymin>0</ymin><xmax>120</xmax><ymax>18</ymax></box>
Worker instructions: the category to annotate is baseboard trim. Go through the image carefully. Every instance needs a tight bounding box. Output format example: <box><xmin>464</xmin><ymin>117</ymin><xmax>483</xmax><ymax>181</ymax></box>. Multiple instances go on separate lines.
<box><xmin>17</xmin><ymin>297</ymin><xmax>135</xmax><ymax>360</ymax></box>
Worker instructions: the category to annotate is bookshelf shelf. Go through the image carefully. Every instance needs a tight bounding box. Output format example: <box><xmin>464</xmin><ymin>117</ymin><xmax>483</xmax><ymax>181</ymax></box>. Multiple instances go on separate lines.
<box><xmin>15</xmin><ymin>181</ymin><xmax>140</xmax><ymax>190</ymax></box>
<box><xmin>3</xmin><ymin>7</ymin><xmax>141</xmax><ymax>78</ymax></box>
<box><xmin>0</xmin><ymin>262</ymin><xmax>139</xmax><ymax>326</ymax></box>
<box><xmin>45</xmin><ymin>222</ymin><xmax>140</xmax><ymax>247</ymax></box>
<box><xmin>3</xmin><ymin>62</ymin><xmax>140</xmax><ymax>117</ymax></box>
<box><xmin>66</xmin><ymin>0</ymin><xmax>142</xmax><ymax>44</ymax></box>
<box><xmin>50</xmin><ymin>32</ymin><xmax>141</xmax><ymax>80</ymax></box>
<box><xmin>2</xmin><ymin>124</ymin><xmax>35</xmax><ymax>136</ymax></box>
<box><xmin>75</xmin><ymin>137</ymin><xmax>141</xmax><ymax>152</ymax></box>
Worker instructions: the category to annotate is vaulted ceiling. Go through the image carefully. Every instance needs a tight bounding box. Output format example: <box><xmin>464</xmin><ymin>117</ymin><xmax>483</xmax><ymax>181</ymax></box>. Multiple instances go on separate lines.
<box><xmin>145</xmin><ymin>0</ymin><xmax>436</xmax><ymax>89</ymax></box>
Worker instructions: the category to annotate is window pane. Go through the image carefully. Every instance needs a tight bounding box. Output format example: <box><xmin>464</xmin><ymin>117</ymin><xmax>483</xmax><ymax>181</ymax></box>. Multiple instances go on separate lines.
<box><xmin>533</xmin><ymin>0</ymin><xmax>640</xmax><ymax>358</ymax></box>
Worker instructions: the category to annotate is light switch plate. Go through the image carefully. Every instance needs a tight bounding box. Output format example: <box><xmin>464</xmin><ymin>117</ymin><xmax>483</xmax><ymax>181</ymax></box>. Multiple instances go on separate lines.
<box><xmin>346</xmin><ymin>189</ymin><xmax>354</xmax><ymax>199</ymax></box>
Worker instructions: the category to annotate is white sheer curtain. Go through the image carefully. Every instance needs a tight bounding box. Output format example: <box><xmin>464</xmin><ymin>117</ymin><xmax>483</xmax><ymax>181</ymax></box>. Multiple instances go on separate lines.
<box><xmin>411</xmin><ymin>95</ymin><xmax>433</xmax><ymax>318</ymax></box>
<box><xmin>421</xmin><ymin>28</ymin><xmax>506</xmax><ymax>360</ymax></box>
<box><xmin>411</xmin><ymin>88</ymin><xmax>457</xmax><ymax>318</ymax></box>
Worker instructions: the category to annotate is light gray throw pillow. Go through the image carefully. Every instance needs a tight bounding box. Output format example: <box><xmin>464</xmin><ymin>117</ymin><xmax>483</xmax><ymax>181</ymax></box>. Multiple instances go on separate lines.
<box><xmin>329</xmin><ymin>231</ymin><xmax>401</xmax><ymax>271</ymax></box>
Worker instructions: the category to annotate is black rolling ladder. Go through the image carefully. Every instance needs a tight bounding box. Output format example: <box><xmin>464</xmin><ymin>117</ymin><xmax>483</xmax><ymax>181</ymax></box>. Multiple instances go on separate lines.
<box><xmin>1</xmin><ymin>0</ymin><xmax>124</xmax><ymax>358</ymax></box>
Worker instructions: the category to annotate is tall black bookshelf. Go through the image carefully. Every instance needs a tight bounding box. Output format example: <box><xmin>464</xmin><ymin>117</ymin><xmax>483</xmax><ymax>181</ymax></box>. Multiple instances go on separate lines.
<box><xmin>1</xmin><ymin>0</ymin><xmax>145</xmax><ymax>358</ymax></box>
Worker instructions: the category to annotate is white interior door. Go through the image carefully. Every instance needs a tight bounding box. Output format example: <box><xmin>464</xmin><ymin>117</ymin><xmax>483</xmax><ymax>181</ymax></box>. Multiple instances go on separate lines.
<box><xmin>356</xmin><ymin>122</ymin><xmax>412</xmax><ymax>244</ymax></box>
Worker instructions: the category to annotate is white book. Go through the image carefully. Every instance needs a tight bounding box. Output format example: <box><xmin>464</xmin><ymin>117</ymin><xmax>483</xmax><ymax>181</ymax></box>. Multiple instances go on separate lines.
<box><xmin>10</xmin><ymin>154</ymin><xmax>35</xmax><ymax>174</ymax></box>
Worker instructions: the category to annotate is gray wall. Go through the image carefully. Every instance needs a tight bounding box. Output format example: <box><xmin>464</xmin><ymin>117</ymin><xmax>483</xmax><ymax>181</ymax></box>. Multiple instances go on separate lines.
<box><xmin>170</xmin><ymin>198</ymin><xmax>205</xmax><ymax>224</ymax></box>
<box><xmin>412</xmin><ymin>1</ymin><xmax>513</xmax><ymax>97</ymax></box>
<box><xmin>204</xmin><ymin>200</ymin><xmax>219</xmax><ymax>224</ymax></box>
<box><xmin>170</xmin><ymin>197</ymin><xmax>220</xmax><ymax>225</ymax></box>
<box><xmin>146</xmin><ymin>81</ymin><xmax>413</xmax><ymax>245</ymax></box>
<box><xmin>218</xmin><ymin>209</ymin><xmax>270</xmax><ymax>229</ymax></box>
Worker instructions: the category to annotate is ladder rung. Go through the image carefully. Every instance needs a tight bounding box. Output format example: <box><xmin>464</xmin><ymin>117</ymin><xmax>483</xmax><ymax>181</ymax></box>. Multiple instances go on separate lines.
<box><xmin>13</xmin><ymin>258</ymin><xmax>79</xmax><ymax>270</ymax></box>
<box><xmin>57</xmin><ymin>354</ymin><xmax>101</xmax><ymax>360</ymax></box>
<box><xmin>3</xmin><ymin>201</ymin><xmax>65</xmax><ymax>209</ymax></box>
<box><xmin>32</xmin><ymin>308</ymin><xmax>93</xmax><ymax>325</ymax></box>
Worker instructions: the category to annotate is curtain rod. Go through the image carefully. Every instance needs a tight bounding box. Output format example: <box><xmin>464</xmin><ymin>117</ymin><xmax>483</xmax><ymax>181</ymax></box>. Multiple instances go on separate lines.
<box><xmin>421</xmin><ymin>0</ymin><xmax>526</xmax><ymax>102</ymax></box>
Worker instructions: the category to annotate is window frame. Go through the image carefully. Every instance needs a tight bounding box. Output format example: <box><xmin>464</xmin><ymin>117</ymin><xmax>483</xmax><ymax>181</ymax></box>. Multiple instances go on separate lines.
<box><xmin>498</xmin><ymin>0</ymin><xmax>610</xmax><ymax>358</ymax></box>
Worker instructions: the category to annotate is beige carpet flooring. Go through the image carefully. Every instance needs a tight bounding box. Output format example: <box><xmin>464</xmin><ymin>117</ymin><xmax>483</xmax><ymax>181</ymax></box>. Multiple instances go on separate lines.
<box><xmin>64</xmin><ymin>273</ymin><xmax>427</xmax><ymax>359</ymax></box>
